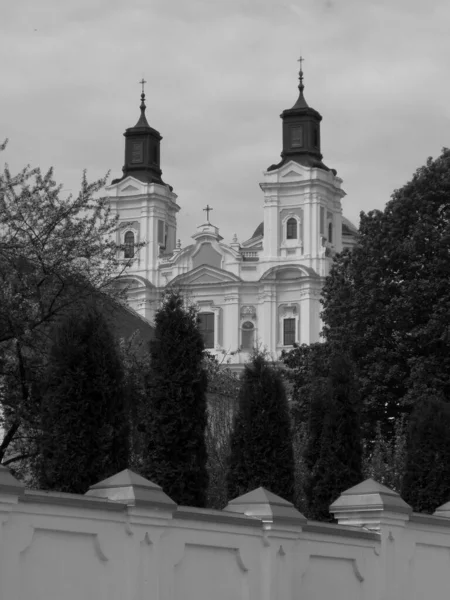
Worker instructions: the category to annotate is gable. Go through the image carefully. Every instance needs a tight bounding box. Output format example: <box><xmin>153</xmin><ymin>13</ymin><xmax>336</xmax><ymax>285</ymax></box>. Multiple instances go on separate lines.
<box><xmin>171</xmin><ymin>265</ymin><xmax>242</xmax><ymax>287</ymax></box>
<box><xmin>192</xmin><ymin>243</ymin><xmax>222</xmax><ymax>269</ymax></box>
<box><xmin>279</xmin><ymin>162</ymin><xmax>305</xmax><ymax>181</ymax></box>
<box><xmin>121</xmin><ymin>184</ymin><xmax>140</xmax><ymax>193</ymax></box>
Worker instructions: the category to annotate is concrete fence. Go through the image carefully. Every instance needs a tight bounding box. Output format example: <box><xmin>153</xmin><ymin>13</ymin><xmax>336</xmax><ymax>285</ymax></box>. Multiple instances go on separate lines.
<box><xmin>0</xmin><ymin>465</ymin><xmax>449</xmax><ymax>599</ymax></box>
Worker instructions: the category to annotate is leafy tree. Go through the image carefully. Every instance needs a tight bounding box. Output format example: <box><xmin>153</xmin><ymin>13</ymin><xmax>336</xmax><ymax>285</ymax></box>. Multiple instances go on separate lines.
<box><xmin>402</xmin><ymin>396</ymin><xmax>450</xmax><ymax>513</ymax></box>
<box><xmin>226</xmin><ymin>352</ymin><xmax>295</xmax><ymax>502</ymax></box>
<box><xmin>38</xmin><ymin>302</ymin><xmax>129</xmax><ymax>493</ymax></box>
<box><xmin>305</xmin><ymin>355</ymin><xmax>363</xmax><ymax>521</ymax></box>
<box><xmin>321</xmin><ymin>148</ymin><xmax>450</xmax><ymax>440</ymax></box>
<box><xmin>282</xmin><ymin>342</ymin><xmax>331</xmax><ymax>427</ymax></box>
<box><xmin>362</xmin><ymin>417</ymin><xmax>407</xmax><ymax>493</ymax></box>
<box><xmin>0</xmin><ymin>140</ymin><xmax>140</xmax><ymax>462</ymax></box>
<box><xmin>143</xmin><ymin>291</ymin><xmax>209</xmax><ymax>507</ymax></box>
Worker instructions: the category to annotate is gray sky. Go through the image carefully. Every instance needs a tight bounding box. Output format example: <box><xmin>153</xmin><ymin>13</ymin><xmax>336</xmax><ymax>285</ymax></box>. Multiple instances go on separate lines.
<box><xmin>2</xmin><ymin>0</ymin><xmax>449</xmax><ymax>246</ymax></box>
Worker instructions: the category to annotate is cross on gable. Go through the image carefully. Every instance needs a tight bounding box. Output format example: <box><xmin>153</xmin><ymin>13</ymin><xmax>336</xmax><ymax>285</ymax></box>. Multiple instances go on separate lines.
<box><xmin>203</xmin><ymin>204</ymin><xmax>213</xmax><ymax>223</ymax></box>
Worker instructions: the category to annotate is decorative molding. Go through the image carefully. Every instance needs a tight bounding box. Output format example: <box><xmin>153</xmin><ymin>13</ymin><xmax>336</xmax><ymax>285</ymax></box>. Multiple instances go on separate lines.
<box><xmin>18</xmin><ymin>527</ymin><xmax>109</xmax><ymax>562</ymax></box>
<box><xmin>234</xmin><ymin>548</ymin><xmax>249</xmax><ymax>573</ymax></box>
<box><xmin>93</xmin><ymin>534</ymin><xmax>109</xmax><ymax>562</ymax></box>
<box><xmin>241</xmin><ymin>305</ymin><xmax>256</xmax><ymax>318</ymax></box>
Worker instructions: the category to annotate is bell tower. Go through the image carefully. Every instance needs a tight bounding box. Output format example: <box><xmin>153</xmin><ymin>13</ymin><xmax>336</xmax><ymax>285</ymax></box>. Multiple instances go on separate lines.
<box><xmin>261</xmin><ymin>58</ymin><xmax>345</xmax><ymax>271</ymax></box>
<box><xmin>107</xmin><ymin>81</ymin><xmax>179</xmax><ymax>298</ymax></box>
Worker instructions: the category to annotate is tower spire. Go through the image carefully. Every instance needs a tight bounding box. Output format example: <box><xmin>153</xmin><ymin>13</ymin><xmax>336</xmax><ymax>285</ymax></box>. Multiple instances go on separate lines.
<box><xmin>297</xmin><ymin>55</ymin><xmax>305</xmax><ymax>96</ymax></box>
<box><xmin>267</xmin><ymin>55</ymin><xmax>330</xmax><ymax>173</ymax></box>
<box><xmin>135</xmin><ymin>78</ymin><xmax>150</xmax><ymax>128</ymax></box>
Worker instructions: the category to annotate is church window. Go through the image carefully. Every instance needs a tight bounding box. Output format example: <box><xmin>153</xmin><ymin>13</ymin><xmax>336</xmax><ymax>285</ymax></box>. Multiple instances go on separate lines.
<box><xmin>313</xmin><ymin>128</ymin><xmax>319</xmax><ymax>148</ymax></box>
<box><xmin>283</xmin><ymin>318</ymin><xmax>296</xmax><ymax>346</ymax></box>
<box><xmin>328</xmin><ymin>221</ymin><xmax>333</xmax><ymax>243</ymax></box>
<box><xmin>131</xmin><ymin>141</ymin><xmax>143</xmax><ymax>164</ymax></box>
<box><xmin>124</xmin><ymin>231</ymin><xmax>135</xmax><ymax>258</ymax></box>
<box><xmin>291</xmin><ymin>126</ymin><xmax>303</xmax><ymax>148</ymax></box>
<box><xmin>286</xmin><ymin>217</ymin><xmax>298</xmax><ymax>240</ymax></box>
<box><xmin>320</xmin><ymin>207</ymin><xmax>325</xmax><ymax>234</ymax></box>
<box><xmin>241</xmin><ymin>321</ymin><xmax>255</xmax><ymax>350</ymax></box>
<box><xmin>157</xmin><ymin>220</ymin><xmax>165</xmax><ymax>247</ymax></box>
<box><xmin>199</xmin><ymin>312</ymin><xmax>215</xmax><ymax>349</ymax></box>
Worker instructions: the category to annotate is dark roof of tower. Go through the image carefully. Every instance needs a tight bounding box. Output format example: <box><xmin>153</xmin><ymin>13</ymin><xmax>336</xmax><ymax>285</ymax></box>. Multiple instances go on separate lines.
<box><xmin>111</xmin><ymin>88</ymin><xmax>172</xmax><ymax>190</ymax></box>
<box><xmin>268</xmin><ymin>60</ymin><xmax>332</xmax><ymax>173</ymax></box>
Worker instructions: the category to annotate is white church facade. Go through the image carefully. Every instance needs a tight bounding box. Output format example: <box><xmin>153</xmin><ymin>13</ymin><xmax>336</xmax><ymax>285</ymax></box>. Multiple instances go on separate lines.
<box><xmin>106</xmin><ymin>65</ymin><xmax>357</xmax><ymax>363</ymax></box>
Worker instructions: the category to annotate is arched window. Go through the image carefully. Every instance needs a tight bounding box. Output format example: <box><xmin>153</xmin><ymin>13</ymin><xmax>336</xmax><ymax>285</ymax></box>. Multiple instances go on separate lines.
<box><xmin>241</xmin><ymin>321</ymin><xmax>255</xmax><ymax>350</ymax></box>
<box><xmin>124</xmin><ymin>231</ymin><xmax>135</xmax><ymax>258</ymax></box>
<box><xmin>328</xmin><ymin>222</ymin><xmax>333</xmax><ymax>244</ymax></box>
<box><xmin>286</xmin><ymin>218</ymin><xmax>298</xmax><ymax>240</ymax></box>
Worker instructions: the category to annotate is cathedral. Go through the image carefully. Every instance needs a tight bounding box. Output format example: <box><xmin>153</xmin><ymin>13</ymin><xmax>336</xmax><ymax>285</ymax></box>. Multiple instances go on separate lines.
<box><xmin>106</xmin><ymin>63</ymin><xmax>357</xmax><ymax>364</ymax></box>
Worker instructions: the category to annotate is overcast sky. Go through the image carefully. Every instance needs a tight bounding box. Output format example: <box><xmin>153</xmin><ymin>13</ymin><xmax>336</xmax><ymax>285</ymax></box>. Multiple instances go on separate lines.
<box><xmin>2</xmin><ymin>0</ymin><xmax>449</xmax><ymax>246</ymax></box>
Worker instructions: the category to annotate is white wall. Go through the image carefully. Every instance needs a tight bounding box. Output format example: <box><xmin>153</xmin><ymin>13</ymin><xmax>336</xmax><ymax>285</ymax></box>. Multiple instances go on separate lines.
<box><xmin>1</xmin><ymin>467</ymin><xmax>450</xmax><ymax>600</ymax></box>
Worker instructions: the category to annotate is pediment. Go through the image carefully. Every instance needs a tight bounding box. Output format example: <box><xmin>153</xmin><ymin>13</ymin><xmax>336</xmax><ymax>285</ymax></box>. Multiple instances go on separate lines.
<box><xmin>279</xmin><ymin>163</ymin><xmax>305</xmax><ymax>181</ymax></box>
<box><xmin>121</xmin><ymin>184</ymin><xmax>140</xmax><ymax>193</ymax></box>
<box><xmin>171</xmin><ymin>265</ymin><xmax>242</xmax><ymax>287</ymax></box>
<box><xmin>281</xmin><ymin>169</ymin><xmax>302</xmax><ymax>179</ymax></box>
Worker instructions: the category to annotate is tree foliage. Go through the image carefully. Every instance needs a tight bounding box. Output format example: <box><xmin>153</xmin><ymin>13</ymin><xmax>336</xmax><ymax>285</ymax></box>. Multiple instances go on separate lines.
<box><xmin>305</xmin><ymin>355</ymin><xmax>363</xmax><ymax>521</ymax></box>
<box><xmin>118</xmin><ymin>331</ymin><xmax>152</xmax><ymax>473</ymax></box>
<box><xmin>362</xmin><ymin>417</ymin><xmax>407</xmax><ymax>493</ymax></box>
<box><xmin>38</xmin><ymin>303</ymin><xmax>129</xmax><ymax>493</ymax></box>
<box><xmin>143</xmin><ymin>291</ymin><xmax>209</xmax><ymax>507</ymax></box>
<box><xmin>321</xmin><ymin>148</ymin><xmax>450</xmax><ymax>439</ymax></box>
<box><xmin>282</xmin><ymin>342</ymin><xmax>331</xmax><ymax>426</ymax></box>
<box><xmin>203</xmin><ymin>353</ymin><xmax>240</xmax><ymax>509</ymax></box>
<box><xmin>0</xmin><ymin>141</ymin><xmax>139</xmax><ymax>462</ymax></box>
<box><xmin>227</xmin><ymin>352</ymin><xmax>295</xmax><ymax>503</ymax></box>
<box><xmin>401</xmin><ymin>396</ymin><xmax>450</xmax><ymax>513</ymax></box>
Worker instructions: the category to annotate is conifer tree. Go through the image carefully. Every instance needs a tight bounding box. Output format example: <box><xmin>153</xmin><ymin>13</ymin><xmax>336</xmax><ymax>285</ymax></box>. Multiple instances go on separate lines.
<box><xmin>38</xmin><ymin>302</ymin><xmax>129</xmax><ymax>493</ymax></box>
<box><xmin>226</xmin><ymin>352</ymin><xmax>295</xmax><ymax>502</ymax></box>
<box><xmin>143</xmin><ymin>291</ymin><xmax>209</xmax><ymax>507</ymax></box>
<box><xmin>305</xmin><ymin>354</ymin><xmax>363</xmax><ymax>521</ymax></box>
<box><xmin>402</xmin><ymin>396</ymin><xmax>450</xmax><ymax>513</ymax></box>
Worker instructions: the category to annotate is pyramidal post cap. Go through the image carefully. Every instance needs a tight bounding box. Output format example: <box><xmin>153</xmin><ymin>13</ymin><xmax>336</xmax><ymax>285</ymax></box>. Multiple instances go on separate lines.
<box><xmin>224</xmin><ymin>486</ymin><xmax>306</xmax><ymax>525</ymax></box>
<box><xmin>85</xmin><ymin>469</ymin><xmax>177</xmax><ymax>510</ymax></box>
<box><xmin>0</xmin><ymin>464</ymin><xmax>25</xmax><ymax>497</ymax></box>
<box><xmin>330</xmin><ymin>478</ymin><xmax>412</xmax><ymax>516</ymax></box>
<box><xmin>434</xmin><ymin>499</ymin><xmax>450</xmax><ymax>518</ymax></box>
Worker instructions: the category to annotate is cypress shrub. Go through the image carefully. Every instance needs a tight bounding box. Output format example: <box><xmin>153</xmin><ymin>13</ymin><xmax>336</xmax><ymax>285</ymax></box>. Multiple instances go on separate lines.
<box><xmin>39</xmin><ymin>304</ymin><xmax>128</xmax><ymax>493</ymax></box>
<box><xmin>143</xmin><ymin>291</ymin><xmax>209</xmax><ymax>507</ymax></box>
<box><xmin>305</xmin><ymin>354</ymin><xmax>363</xmax><ymax>521</ymax></box>
<box><xmin>227</xmin><ymin>352</ymin><xmax>295</xmax><ymax>502</ymax></box>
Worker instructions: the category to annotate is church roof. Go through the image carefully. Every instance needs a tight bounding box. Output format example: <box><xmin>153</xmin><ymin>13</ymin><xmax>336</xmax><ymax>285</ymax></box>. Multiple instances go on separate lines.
<box><xmin>342</xmin><ymin>216</ymin><xmax>358</xmax><ymax>235</ymax></box>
